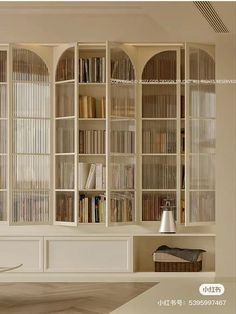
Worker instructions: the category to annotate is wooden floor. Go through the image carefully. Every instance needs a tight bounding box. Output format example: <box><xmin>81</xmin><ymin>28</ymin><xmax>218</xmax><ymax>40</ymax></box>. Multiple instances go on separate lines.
<box><xmin>0</xmin><ymin>282</ymin><xmax>156</xmax><ymax>314</ymax></box>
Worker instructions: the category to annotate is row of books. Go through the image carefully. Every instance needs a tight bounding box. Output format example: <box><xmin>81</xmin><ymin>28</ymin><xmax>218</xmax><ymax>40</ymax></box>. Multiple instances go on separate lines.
<box><xmin>142</xmin><ymin>130</ymin><xmax>176</xmax><ymax>154</ymax></box>
<box><xmin>56</xmin><ymin>159</ymin><xmax>74</xmax><ymax>189</ymax></box>
<box><xmin>190</xmin><ymin>51</ymin><xmax>215</xmax><ymax>80</ymax></box>
<box><xmin>14</xmin><ymin>119</ymin><xmax>50</xmax><ymax>154</ymax></box>
<box><xmin>0</xmin><ymin>51</ymin><xmax>7</xmax><ymax>82</ymax></box>
<box><xmin>142</xmin><ymin>161</ymin><xmax>176</xmax><ymax>189</ymax></box>
<box><xmin>111</xmin><ymin>163</ymin><xmax>134</xmax><ymax>189</ymax></box>
<box><xmin>111</xmin><ymin>101</ymin><xmax>135</xmax><ymax>118</ymax></box>
<box><xmin>110</xmin><ymin>130</ymin><xmax>135</xmax><ymax>154</ymax></box>
<box><xmin>79</xmin><ymin>195</ymin><xmax>105</xmax><ymax>223</ymax></box>
<box><xmin>142</xmin><ymin>95</ymin><xmax>176</xmax><ymax>118</ymax></box>
<box><xmin>56</xmin><ymin>125</ymin><xmax>74</xmax><ymax>153</ymax></box>
<box><xmin>79</xmin><ymin>95</ymin><xmax>106</xmax><ymax>118</ymax></box>
<box><xmin>56</xmin><ymin>49</ymin><xmax>74</xmax><ymax>81</ymax></box>
<box><xmin>12</xmin><ymin>192</ymin><xmax>50</xmax><ymax>223</ymax></box>
<box><xmin>142</xmin><ymin>52</ymin><xmax>176</xmax><ymax>80</ymax></box>
<box><xmin>110</xmin><ymin>195</ymin><xmax>134</xmax><ymax>222</ymax></box>
<box><xmin>79</xmin><ymin>57</ymin><xmax>105</xmax><ymax>83</ymax></box>
<box><xmin>78</xmin><ymin>162</ymin><xmax>106</xmax><ymax>190</ymax></box>
<box><xmin>111</xmin><ymin>57</ymin><xmax>134</xmax><ymax>81</ymax></box>
<box><xmin>13</xmin><ymin>83</ymin><xmax>50</xmax><ymax>118</ymax></box>
<box><xmin>79</xmin><ymin>130</ymin><xmax>105</xmax><ymax>154</ymax></box>
<box><xmin>190</xmin><ymin>87</ymin><xmax>216</xmax><ymax>118</ymax></box>
<box><xmin>0</xmin><ymin>85</ymin><xmax>7</xmax><ymax>118</ymax></box>
<box><xmin>13</xmin><ymin>48</ymin><xmax>49</xmax><ymax>82</ymax></box>
<box><xmin>56</xmin><ymin>193</ymin><xmax>74</xmax><ymax>222</ymax></box>
<box><xmin>142</xmin><ymin>194</ymin><xmax>176</xmax><ymax>221</ymax></box>
<box><xmin>190</xmin><ymin>191</ymin><xmax>215</xmax><ymax>222</ymax></box>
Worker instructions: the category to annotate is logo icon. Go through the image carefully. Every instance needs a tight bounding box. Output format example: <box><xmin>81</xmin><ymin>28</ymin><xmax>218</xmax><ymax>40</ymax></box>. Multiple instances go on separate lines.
<box><xmin>199</xmin><ymin>284</ymin><xmax>225</xmax><ymax>296</ymax></box>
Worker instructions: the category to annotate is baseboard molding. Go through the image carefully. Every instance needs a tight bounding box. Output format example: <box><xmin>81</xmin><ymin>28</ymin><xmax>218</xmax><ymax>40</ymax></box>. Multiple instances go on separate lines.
<box><xmin>0</xmin><ymin>272</ymin><xmax>215</xmax><ymax>282</ymax></box>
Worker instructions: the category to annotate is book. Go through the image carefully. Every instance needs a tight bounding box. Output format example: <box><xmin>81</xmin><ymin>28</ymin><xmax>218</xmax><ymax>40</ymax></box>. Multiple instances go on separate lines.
<box><xmin>85</xmin><ymin>164</ymin><xmax>96</xmax><ymax>189</ymax></box>
<box><xmin>78</xmin><ymin>162</ymin><xmax>90</xmax><ymax>189</ymax></box>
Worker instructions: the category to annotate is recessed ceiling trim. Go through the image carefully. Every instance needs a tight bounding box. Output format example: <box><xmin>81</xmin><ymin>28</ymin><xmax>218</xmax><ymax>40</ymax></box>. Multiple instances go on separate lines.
<box><xmin>194</xmin><ymin>1</ymin><xmax>229</xmax><ymax>33</ymax></box>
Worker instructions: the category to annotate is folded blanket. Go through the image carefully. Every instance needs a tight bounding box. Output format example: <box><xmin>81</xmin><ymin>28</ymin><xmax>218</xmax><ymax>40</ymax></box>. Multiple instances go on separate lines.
<box><xmin>154</xmin><ymin>245</ymin><xmax>206</xmax><ymax>262</ymax></box>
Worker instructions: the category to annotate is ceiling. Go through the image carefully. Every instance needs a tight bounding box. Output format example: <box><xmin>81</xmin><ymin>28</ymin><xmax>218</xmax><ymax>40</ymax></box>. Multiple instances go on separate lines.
<box><xmin>0</xmin><ymin>1</ymin><xmax>235</xmax><ymax>43</ymax></box>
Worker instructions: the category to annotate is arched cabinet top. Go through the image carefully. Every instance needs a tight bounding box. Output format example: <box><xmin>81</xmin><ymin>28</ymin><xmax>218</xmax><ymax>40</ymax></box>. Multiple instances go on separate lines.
<box><xmin>110</xmin><ymin>46</ymin><xmax>135</xmax><ymax>81</ymax></box>
<box><xmin>56</xmin><ymin>47</ymin><xmax>75</xmax><ymax>82</ymax></box>
<box><xmin>141</xmin><ymin>50</ymin><xmax>177</xmax><ymax>82</ymax></box>
<box><xmin>12</xmin><ymin>47</ymin><xmax>50</xmax><ymax>82</ymax></box>
<box><xmin>189</xmin><ymin>48</ymin><xmax>215</xmax><ymax>81</ymax></box>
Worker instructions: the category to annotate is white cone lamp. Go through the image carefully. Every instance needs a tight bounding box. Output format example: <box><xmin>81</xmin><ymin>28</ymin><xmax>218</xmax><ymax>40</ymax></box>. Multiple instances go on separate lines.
<box><xmin>159</xmin><ymin>200</ymin><xmax>176</xmax><ymax>234</ymax></box>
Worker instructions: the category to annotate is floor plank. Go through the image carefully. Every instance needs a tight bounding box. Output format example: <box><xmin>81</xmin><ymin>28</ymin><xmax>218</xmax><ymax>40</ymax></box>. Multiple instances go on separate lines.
<box><xmin>0</xmin><ymin>282</ymin><xmax>157</xmax><ymax>314</ymax></box>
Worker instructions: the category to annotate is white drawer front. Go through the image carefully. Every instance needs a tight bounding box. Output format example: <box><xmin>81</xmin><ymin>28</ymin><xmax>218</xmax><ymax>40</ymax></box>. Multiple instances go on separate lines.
<box><xmin>0</xmin><ymin>237</ymin><xmax>43</xmax><ymax>272</ymax></box>
<box><xmin>45</xmin><ymin>237</ymin><xmax>132</xmax><ymax>272</ymax></box>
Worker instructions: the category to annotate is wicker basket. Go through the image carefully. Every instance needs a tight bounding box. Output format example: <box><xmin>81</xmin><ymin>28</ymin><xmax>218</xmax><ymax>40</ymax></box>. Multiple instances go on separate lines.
<box><xmin>153</xmin><ymin>252</ymin><xmax>203</xmax><ymax>272</ymax></box>
<box><xmin>155</xmin><ymin>260</ymin><xmax>202</xmax><ymax>272</ymax></box>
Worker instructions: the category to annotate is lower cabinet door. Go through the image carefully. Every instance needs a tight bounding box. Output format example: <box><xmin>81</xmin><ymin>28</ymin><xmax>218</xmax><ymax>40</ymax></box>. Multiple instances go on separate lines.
<box><xmin>44</xmin><ymin>237</ymin><xmax>133</xmax><ymax>272</ymax></box>
<box><xmin>0</xmin><ymin>237</ymin><xmax>43</xmax><ymax>272</ymax></box>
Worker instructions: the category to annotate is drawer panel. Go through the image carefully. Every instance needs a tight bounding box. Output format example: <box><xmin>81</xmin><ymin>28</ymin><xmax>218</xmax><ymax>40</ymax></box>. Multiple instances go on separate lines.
<box><xmin>45</xmin><ymin>237</ymin><xmax>132</xmax><ymax>272</ymax></box>
<box><xmin>0</xmin><ymin>237</ymin><xmax>43</xmax><ymax>272</ymax></box>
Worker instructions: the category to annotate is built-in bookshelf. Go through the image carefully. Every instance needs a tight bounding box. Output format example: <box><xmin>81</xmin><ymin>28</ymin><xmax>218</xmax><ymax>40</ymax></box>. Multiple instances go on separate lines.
<box><xmin>0</xmin><ymin>42</ymin><xmax>215</xmax><ymax>230</ymax></box>
<box><xmin>109</xmin><ymin>46</ymin><xmax>136</xmax><ymax>224</ymax></box>
<box><xmin>0</xmin><ymin>50</ymin><xmax>7</xmax><ymax>221</ymax></box>
<box><xmin>141</xmin><ymin>50</ymin><xmax>178</xmax><ymax>222</ymax></box>
<box><xmin>78</xmin><ymin>45</ymin><xmax>107</xmax><ymax>224</ymax></box>
<box><xmin>55</xmin><ymin>46</ymin><xmax>76</xmax><ymax>224</ymax></box>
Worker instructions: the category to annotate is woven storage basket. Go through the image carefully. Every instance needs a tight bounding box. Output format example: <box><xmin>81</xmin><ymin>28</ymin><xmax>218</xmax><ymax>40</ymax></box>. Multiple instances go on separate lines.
<box><xmin>153</xmin><ymin>252</ymin><xmax>203</xmax><ymax>272</ymax></box>
<box><xmin>155</xmin><ymin>260</ymin><xmax>202</xmax><ymax>272</ymax></box>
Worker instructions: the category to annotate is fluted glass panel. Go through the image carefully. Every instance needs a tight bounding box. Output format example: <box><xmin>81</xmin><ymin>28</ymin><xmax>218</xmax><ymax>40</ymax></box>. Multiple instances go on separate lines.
<box><xmin>56</xmin><ymin>155</ymin><xmax>74</xmax><ymax>189</ymax></box>
<box><xmin>0</xmin><ymin>85</ymin><xmax>7</xmax><ymax>117</ymax></box>
<box><xmin>189</xmin><ymin>154</ymin><xmax>215</xmax><ymax>190</ymax></box>
<box><xmin>13</xmin><ymin>82</ymin><xmax>50</xmax><ymax>118</ymax></box>
<box><xmin>142</xmin><ymin>192</ymin><xmax>176</xmax><ymax>221</ymax></box>
<box><xmin>12</xmin><ymin>48</ymin><xmax>50</xmax><ymax>224</ymax></box>
<box><xmin>0</xmin><ymin>156</ymin><xmax>7</xmax><ymax>189</ymax></box>
<box><xmin>56</xmin><ymin>48</ymin><xmax>74</xmax><ymax>81</ymax></box>
<box><xmin>56</xmin><ymin>119</ymin><xmax>74</xmax><ymax>153</ymax></box>
<box><xmin>189</xmin><ymin>84</ymin><xmax>216</xmax><ymax>118</ymax></box>
<box><xmin>110</xmin><ymin>156</ymin><xmax>135</xmax><ymax>190</ymax></box>
<box><xmin>142</xmin><ymin>120</ymin><xmax>176</xmax><ymax>154</ymax></box>
<box><xmin>111</xmin><ymin>84</ymin><xmax>135</xmax><ymax>118</ymax></box>
<box><xmin>0</xmin><ymin>191</ymin><xmax>7</xmax><ymax>221</ymax></box>
<box><xmin>142</xmin><ymin>85</ymin><xmax>177</xmax><ymax>118</ymax></box>
<box><xmin>0</xmin><ymin>120</ymin><xmax>7</xmax><ymax>154</ymax></box>
<box><xmin>0</xmin><ymin>51</ymin><xmax>7</xmax><ymax>82</ymax></box>
<box><xmin>189</xmin><ymin>191</ymin><xmax>215</xmax><ymax>222</ymax></box>
<box><xmin>142</xmin><ymin>156</ymin><xmax>176</xmax><ymax>190</ymax></box>
<box><xmin>56</xmin><ymin>191</ymin><xmax>74</xmax><ymax>222</ymax></box>
<box><xmin>13</xmin><ymin>155</ymin><xmax>50</xmax><ymax>190</ymax></box>
<box><xmin>12</xmin><ymin>191</ymin><xmax>49</xmax><ymax>223</ymax></box>
<box><xmin>142</xmin><ymin>51</ymin><xmax>176</xmax><ymax>81</ymax></box>
<box><xmin>56</xmin><ymin>83</ymin><xmax>74</xmax><ymax>117</ymax></box>
<box><xmin>13</xmin><ymin>119</ymin><xmax>50</xmax><ymax>154</ymax></box>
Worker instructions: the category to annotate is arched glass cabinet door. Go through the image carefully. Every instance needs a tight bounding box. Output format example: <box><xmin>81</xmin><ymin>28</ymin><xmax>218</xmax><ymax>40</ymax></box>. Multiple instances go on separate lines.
<box><xmin>0</xmin><ymin>48</ymin><xmax>8</xmax><ymax>222</ymax></box>
<box><xmin>108</xmin><ymin>42</ymin><xmax>137</xmax><ymax>225</ymax></box>
<box><xmin>10</xmin><ymin>45</ymin><xmax>51</xmax><ymax>225</ymax></box>
<box><xmin>141</xmin><ymin>48</ymin><xmax>180</xmax><ymax>224</ymax></box>
<box><xmin>54</xmin><ymin>44</ymin><xmax>78</xmax><ymax>226</ymax></box>
<box><xmin>185</xmin><ymin>44</ymin><xmax>216</xmax><ymax>225</ymax></box>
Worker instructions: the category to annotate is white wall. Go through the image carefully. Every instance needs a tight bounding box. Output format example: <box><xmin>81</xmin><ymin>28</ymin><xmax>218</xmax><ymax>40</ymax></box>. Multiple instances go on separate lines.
<box><xmin>215</xmin><ymin>34</ymin><xmax>236</xmax><ymax>279</ymax></box>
